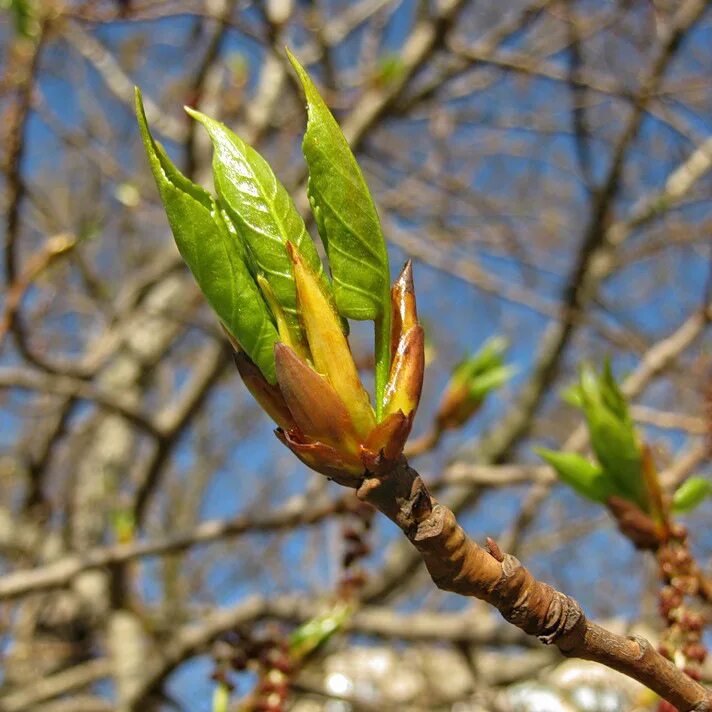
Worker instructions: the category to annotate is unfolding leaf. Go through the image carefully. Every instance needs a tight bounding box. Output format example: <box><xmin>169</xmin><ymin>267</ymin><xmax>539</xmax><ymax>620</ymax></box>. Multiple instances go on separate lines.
<box><xmin>289</xmin><ymin>604</ymin><xmax>352</xmax><ymax>659</ymax></box>
<box><xmin>578</xmin><ymin>365</ymin><xmax>646</xmax><ymax>510</ymax></box>
<box><xmin>2</xmin><ymin>0</ymin><xmax>34</xmax><ymax>38</ymax></box>
<box><xmin>585</xmin><ymin>405</ymin><xmax>645</xmax><ymax>508</ymax></box>
<box><xmin>536</xmin><ymin>448</ymin><xmax>613</xmax><ymax>503</ymax></box>
<box><xmin>600</xmin><ymin>359</ymin><xmax>630</xmax><ymax>423</ymax></box>
<box><xmin>136</xmin><ymin>88</ymin><xmax>280</xmax><ymax>383</ymax></box>
<box><xmin>287</xmin><ymin>49</ymin><xmax>391</xmax><ymax>413</ymax></box>
<box><xmin>672</xmin><ymin>476</ymin><xmax>712</xmax><ymax>513</ymax></box>
<box><xmin>287</xmin><ymin>51</ymin><xmax>389</xmax><ymax>322</ymax></box>
<box><xmin>435</xmin><ymin>337</ymin><xmax>513</xmax><ymax>430</ymax></box>
<box><xmin>288</xmin><ymin>245</ymin><xmax>375</xmax><ymax>437</ymax></box>
<box><xmin>274</xmin><ymin>342</ymin><xmax>359</xmax><ymax>450</ymax></box>
<box><xmin>186</xmin><ymin>108</ymin><xmax>327</xmax><ymax>346</ymax></box>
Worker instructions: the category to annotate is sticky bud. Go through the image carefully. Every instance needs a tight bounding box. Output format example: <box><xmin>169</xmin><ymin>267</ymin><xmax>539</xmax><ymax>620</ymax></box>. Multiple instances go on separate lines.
<box><xmin>288</xmin><ymin>242</ymin><xmax>375</xmax><ymax>437</ymax></box>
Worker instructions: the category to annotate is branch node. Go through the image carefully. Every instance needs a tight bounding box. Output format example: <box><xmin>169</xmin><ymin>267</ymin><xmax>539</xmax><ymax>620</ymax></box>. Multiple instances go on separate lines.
<box><xmin>413</xmin><ymin>502</ymin><xmax>445</xmax><ymax>542</ymax></box>
<box><xmin>485</xmin><ymin>536</ymin><xmax>504</xmax><ymax>562</ymax></box>
<box><xmin>629</xmin><ymin>634</ymin><xmax>653</xmax><ymax>662</ymax></box>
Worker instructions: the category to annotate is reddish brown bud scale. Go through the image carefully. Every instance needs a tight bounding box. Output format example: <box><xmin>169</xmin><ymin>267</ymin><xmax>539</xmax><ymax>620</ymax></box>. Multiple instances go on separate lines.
<box><xmin>234</xmin><ymin>350</ymin><xmax>296</xmax><ymax>432</ymax></box>
<box><xmin>274</xmin><ymin>342</ymin><xmax>359</xmax><ymax>450</ymax></box>
<box><xmin>389</xmin><ymin>260</ymin><xmax>417</xmax><ymax>363</ymax></box>
<box><xmin>275</xmin><ymin>429</ymin><xmax>363</xmax><ymax>487</ymax></box>
<box><xmin>360</xmin><ymin>411</ymin><xmax>412</xmax><ymax>473</ymax></box>
<box><xmin>384</xmin><ymin>325</ymin><xmax>425</xmax><ymax>421</ymax></box>
<box><xmin>234</xmin><ymin>252</ymin><xmax>425</xmax><ymax>481</ymax></box>
<box><xmin>607</xmin><ymin>495</ymin><xmax>662</xmax><ymax>550</ymax></box>
<box><xmin>287</xmin><ymin>242</ymin><xmax>376</xmax><ymax>437</ymax></box>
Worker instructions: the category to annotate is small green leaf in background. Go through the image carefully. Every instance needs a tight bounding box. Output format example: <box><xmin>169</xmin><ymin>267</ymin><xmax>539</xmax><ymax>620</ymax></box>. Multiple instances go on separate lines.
<box><xmin>211</xmin><ymin>682</ymin><xmax>230</xmax><ymax>712</ymax></box>
<box><xmin>672</xmin><ymin>476</ymin><xmax>712</xmax><ymax>513</ymax></box>
<box><xmin>578</xmin><ymin>364</ymin><xmax>646</xmax><ymax>510</ymax></box>
<box><xmin>599</xmin><ymin>360</ymin><xmax>630</xmax><ymax>423</ymax></box>
<box><xmin>536</xmin><ymin>448</ymin><xmax>613</xmax><ymax>503</ymax></box>
<box><xmin>455</xmin><ymin>336</ymin><xmax>515</xmax><ymax>401</ymax></box>
<box><xmin>186</xmin><ymin>108</ymin><xmax>329</xmax><ymax>349</ymax></box>
<box><xmin>136</xmin><ymin>88</ymin><xmax>280</xmax><ymax>383</ymax></box>
<box><xmin>289</xmin><ymin>603</ymin><xmax>351</xmax><ymax>660</ymax></box>
<box><xmin>1</xmin><ymin>0</ymin><xmax>35</xmax><ymax>38</ymax></box>
<box><xmin>435</xmin><ymin>337</ymin><xmax>513</xmax><ymax>431</ymax></box>
<box><xmin>561</xmin><ymin>381</ymin><xmax>584</xmax><ymax>409</ymax></box>
<box><xmin>287</xmin><ymin>49</ymin><xmax>391</xmax><ymax>416</ymax></box>
<box><xmin>374</xmin><ymin>54</ymin><xmax>405</xmax><ymax>88</ymax></box>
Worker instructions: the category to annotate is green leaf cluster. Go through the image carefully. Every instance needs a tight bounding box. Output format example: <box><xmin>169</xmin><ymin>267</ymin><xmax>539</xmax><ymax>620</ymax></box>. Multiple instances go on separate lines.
<box><xmin>451</xmin><ymin>336</ymin><xmax>514</xmax><ymax>402</ymax></box>
<box><xmin>288</xmin><ymin>603</ymin><xmax>351</xmax><ymax>660</ymax></box>
<box><xmin>1</xmin><ymin>0</ymin><xmax>35</xmax><ymax>38</ymax></box>
<box><xmin>136</xmin><ymin>90</ymin><xmax>280</xmax><ymax>383</ymax></box>
<box><xmin>671</xmin><ymin>476</ymin><xmax>712</xmax><ymax>514</ymax></box>
<box><xmin>286</xmin><ymin>49</ymin><xmax>391</xmax><ymax>412</ymax></box>
<box><xmin>135</xmin><ymin>51</ymin><xmax>392</xmax><ymax>408</ymax></box>
<box><xmin>538</xmin><ymin>362</ymin><xmax>647</xmax><ymax>510</ymax></box>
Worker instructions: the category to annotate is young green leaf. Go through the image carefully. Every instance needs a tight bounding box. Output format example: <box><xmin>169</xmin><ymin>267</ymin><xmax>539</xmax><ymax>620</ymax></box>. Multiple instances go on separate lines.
<box><xmin>186</xmin><ymin>108</ymin><xmax>327</xmax><ymax>347</ymax></box>
<box><xmin>135</xmin><ymin>88</ymin><xmax>280</xmax><ymax>383</ymax></box>
<box><xmin>600</xmin><ymin>359</ymin><xmax>630</xmax><ymax>423</ymax></box>
<box><xmin>578</xmin><ymin>366</ymin><xmax>647</xmax><ymax>510</ymax></box>
<box><xmin>289</xmin><ymin>604</ymin><xmax>351</xmax><ymax>659</ymax></box>
<box><xmin>453</xmin><ymin>336</ymin><xmax>508</xmax><ymax>382</ymax></box>
<box><xmin>2</xmin><ymin>0</ymin><xmax>34</xmax><ymax>38</ymax></box>
<box><xmin>467</xmin><ymin>365</ymin><xmax>516</xmax><ymax>401</ymax></box>
<box><xmin>672</xmin><ymin>476</ymin><xmax>712</xmax><ymax>514</ymax></box>
<box><xmin>286</xmin><ymin>49</ymin><xmax>391</xmax><ymax>415</ymax></box>
<box><xmin>561</xmin><ymin>382</ymin><xmax>584</xmax><ymax>409</ymax></box>
<box><xmin>536</xmin><ymin>448</ymin><xmax>613</xmax><ymax>503</ymax></box>
<box><xmin>584</xmin><ymin>405</ymin><xmax>646</xmax><ymax>509</ymax></box>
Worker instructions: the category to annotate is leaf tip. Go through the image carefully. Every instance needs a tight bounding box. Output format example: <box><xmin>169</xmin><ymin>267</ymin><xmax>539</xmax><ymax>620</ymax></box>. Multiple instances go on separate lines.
<box><xmin>183</xmin><ymin>105</ymin><xmax>205</xmax><ymax>123</ymax></box>
<box><xmin>285</xmin><ymin>46</ymin><xmax>304</xmax><ymax>76</ymax></box>
<box><xmin>285</xmin><ymin>240</ymin><xmax>298</xmax><ymax>264</ymax></box>
<box><xmin>395</xmin><ymin>260</ymin><xmax>414</xmax><ymax>294</ymax></box>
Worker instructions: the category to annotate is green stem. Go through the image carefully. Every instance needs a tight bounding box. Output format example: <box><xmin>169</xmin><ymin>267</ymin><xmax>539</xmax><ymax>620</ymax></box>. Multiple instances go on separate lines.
<box><xmin>374</xmin><ymin>304</ymin><xmax>391</xmax><ymax>420</ymax></box>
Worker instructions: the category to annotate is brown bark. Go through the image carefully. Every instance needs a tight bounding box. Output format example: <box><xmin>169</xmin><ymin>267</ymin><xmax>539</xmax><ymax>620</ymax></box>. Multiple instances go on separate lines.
<box><xmin>356</xmin><ymin>458</ymin><xmax>712</xmax><ymax>712</ymax></box>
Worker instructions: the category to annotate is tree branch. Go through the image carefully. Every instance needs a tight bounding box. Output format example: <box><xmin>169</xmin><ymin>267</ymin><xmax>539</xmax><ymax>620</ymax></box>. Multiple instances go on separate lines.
<box><xmin>355</xmin><ymin>458</ymin><xmax>712</xmax><ymax>711</ymax></box>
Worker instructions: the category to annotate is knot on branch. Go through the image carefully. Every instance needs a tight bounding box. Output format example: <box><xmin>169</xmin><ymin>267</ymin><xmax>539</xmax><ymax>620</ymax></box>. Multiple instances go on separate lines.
<box><xmin>492</xmin><ymin>554</ymin><xmax>585</xmax><ymax>644</ymax></box>
<box><xmin>629</xmin><ymin>634</ymin><xmax>654</xmax><ymax>662</ymax></box>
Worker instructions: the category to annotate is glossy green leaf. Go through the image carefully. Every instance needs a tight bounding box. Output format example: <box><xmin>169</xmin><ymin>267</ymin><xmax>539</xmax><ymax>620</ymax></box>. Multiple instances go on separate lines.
<box><xmin>287</xmin><ymin>50</ymin><xmax>389</xmax><ymax>321</ymax></box>
<box><xmin>536</xmin><ymin>448</ymin><xmax>612</xmax><ymax>503</ymax></box>
<box><xmin>186</xmin><ymin>108</ymin><xmax>327</xmax><ymax>347</ymax></box>
<box><xmin>287</xmin><ymin>49</ymin><xmax>391</xmax><ymax>415</ymax></box>
<box><xmin>136</xmin><ymin>88</ymin><xmax>280</xmax><ymax>383</ymax></box>
<box><xmin>672</xmin><ymin>476</ymin><xmax>712</xmax><ymax>513</ymax></box>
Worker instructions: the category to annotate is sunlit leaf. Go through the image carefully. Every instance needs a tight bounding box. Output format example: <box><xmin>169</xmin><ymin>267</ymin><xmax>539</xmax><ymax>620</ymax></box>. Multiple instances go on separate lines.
<box><xmin>287</xmin><ymin>49</ymin><xmax>391</xmax><ymax>414</ymax></box>
<box><xmin>136</xmin><ymin>88</ymin><xmax>280</xmax><ymax>383</ymax></box>
<box><xmin>186</xmin><ymin>108</ymin><xmax>328</xmax><ymax>348</ymax></box>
